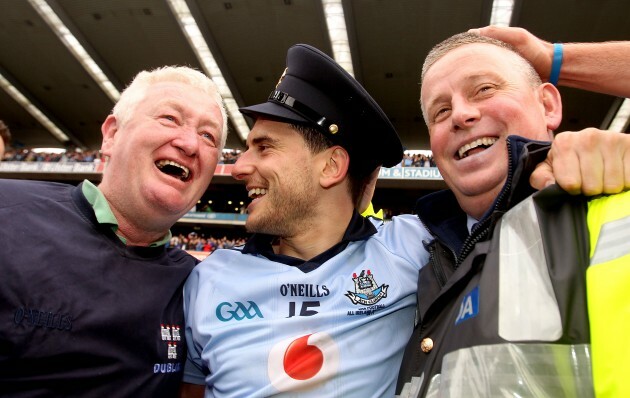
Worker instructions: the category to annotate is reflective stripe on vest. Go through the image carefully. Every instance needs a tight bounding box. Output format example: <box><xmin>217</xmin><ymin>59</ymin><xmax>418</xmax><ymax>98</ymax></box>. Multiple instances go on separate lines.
<box><xmin>432</xmin><ymin>343</ymin><xmax>593</xmax><ymax>397</ymax></box>
<box><xmin>498</xmin><ymin>195</ymin><xmax>562</xmax><ymax>341</ymax></box>
<box><xmin>395</xmin><ymin>376</ymin><xmax>424</xmax><ymax>398</ymax></box>
<box><xmin>587</xmin><ymin>190</ymin><xmax>630</xmax><ymax>398</ymax></box>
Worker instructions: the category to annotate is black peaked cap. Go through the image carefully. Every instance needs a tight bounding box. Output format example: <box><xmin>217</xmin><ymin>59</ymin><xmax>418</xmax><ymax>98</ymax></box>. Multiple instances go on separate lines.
<box><xmin>240</xmin><ymin>44</ymin><xmax>403</xmax><ymax>173</ymax></box>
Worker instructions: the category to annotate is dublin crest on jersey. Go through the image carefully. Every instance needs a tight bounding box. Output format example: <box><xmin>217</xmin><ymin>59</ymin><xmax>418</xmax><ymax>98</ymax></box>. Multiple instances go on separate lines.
<box><xmin>159</xmin><ymin>324</ymin><xmax>181</xmax><ymax>361</ymax></box>
<box><xmin>345</xmin><ymin>269</ymin><xmax>388</xmax><ymax>306</ymax></box>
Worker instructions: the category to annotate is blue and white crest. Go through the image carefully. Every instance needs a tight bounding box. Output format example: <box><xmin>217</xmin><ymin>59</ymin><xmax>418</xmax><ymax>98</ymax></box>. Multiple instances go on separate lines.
<box><xmin>345</xmin><ymin>269</ymin><xmax>389</xmax><ymax>306</ymax></box>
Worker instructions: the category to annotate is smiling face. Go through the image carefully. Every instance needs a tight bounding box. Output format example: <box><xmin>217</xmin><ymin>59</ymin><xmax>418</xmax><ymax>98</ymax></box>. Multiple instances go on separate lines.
<box><xmin>99</xmin><ymin>81</ymin><xmax>224</xmax><ymax>232</ymax></box>
<box><xmin>421</xmin><ymin>43</ymin><xmax>561</xmax><ymax>218</ymax></box>
<box><xmin>231</xmin><ymin>119</ymin><xmax>321</xmax><ymax>237</ymax></box>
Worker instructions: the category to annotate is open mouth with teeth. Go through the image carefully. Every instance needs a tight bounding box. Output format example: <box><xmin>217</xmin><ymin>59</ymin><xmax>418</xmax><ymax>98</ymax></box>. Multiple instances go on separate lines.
<box><xmin>457</xmin><ymin>137</ymin><xmax>498</xmax><ymax>159</ymax></box>
<box><xmin>248</xmin><ymin>188</ymin><xmax>268</xmax><ymax>199</ymax></box>
<box><xmin>156</xmin><ymin>159</ymin><xmax>191</xmax><ymax>182</ymax></box>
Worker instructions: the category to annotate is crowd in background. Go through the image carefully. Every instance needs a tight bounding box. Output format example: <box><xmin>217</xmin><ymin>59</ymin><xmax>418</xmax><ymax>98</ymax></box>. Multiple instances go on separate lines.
<box><xmin>1</xmin><ymin>143</ymin><xmax>426</xmax><ymax>223</ymax></box>
<box><xmin>2</xmin><ymin>145</ymin><xmax>420</xmax><ymax>221</ymax></box>
<box><xmin>400</xmin><ymin>152</ymin><xmax>435</xmax><ymax>167</ymax></box>
<box><xmin>2</xmin><ymin>147</ymin><xmax>102</xmax><ymax>162</ymax></box>
<box><xmin>220</xmin><ymin>149</ymin><xmax>241</xmax><ymax>164</ymax></box>
<box><xmin>167</xmin><ymin>232</ymin><xmax>247</xmax><ymax>253</ymax></box>
<box><xmin>2</xmin><ymin>147</ymin><xmax>244</xmax><ymax>164</ymax></box>
<box><xmin>3</xmin><ymin>146</ymin><xmax>435</xmax><ymax>167</ymax></box>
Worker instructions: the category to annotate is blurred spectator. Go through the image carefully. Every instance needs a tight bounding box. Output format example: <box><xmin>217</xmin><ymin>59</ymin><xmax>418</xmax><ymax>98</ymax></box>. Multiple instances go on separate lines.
<box><xmin>0</xmin><ymin>120</ymin><xmax>10</xmax><ymax>160</ymax></box>
<box><xmin>3</xmin><ymin>146</ymin><xmax>439</xmax><ymax>168</ymax></box>
<box><xmin>199</xmin><ymin>204</ymin><xmax>214</xmax><ymax>213</ymax></box>
<box><xmin>219</xmin><ymin>149</ymin><xmax>241</xmax><ymax>164</ymax></box>
<box><xmin>401</xmin><ymin>151</ymin><xmax>435</xmax><ymax>167</ymax></box>
<box><xmin>166</xmin><ymin>232</ymin><xmax>247</xmax><ymax>254</ymax></box>
<box><xmin>2</xmin><ymin>147</ymin><xmax>101</xmax><ymax>162</ymax></box>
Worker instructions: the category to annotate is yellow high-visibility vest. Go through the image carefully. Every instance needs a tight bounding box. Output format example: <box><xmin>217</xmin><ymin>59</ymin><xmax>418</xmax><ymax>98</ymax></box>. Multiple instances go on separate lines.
<box><xmin>587</xmin><ymin>190</ymin><xmax>630</xmax><ymax>398</ymax></box>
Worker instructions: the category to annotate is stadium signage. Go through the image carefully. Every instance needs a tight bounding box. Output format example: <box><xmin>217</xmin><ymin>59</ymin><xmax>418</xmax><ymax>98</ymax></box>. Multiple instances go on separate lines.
<box><xmin>0</xmin><ymin>162</ymin><xmax>443</xmax><ymax>181</ymax></box>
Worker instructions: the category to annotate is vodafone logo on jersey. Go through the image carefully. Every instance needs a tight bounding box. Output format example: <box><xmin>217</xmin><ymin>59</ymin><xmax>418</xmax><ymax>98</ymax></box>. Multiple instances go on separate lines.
<box><xmin>268</xmin><ymin>332</ymin><xmax>339</xmax><ymax>392</ymax></box>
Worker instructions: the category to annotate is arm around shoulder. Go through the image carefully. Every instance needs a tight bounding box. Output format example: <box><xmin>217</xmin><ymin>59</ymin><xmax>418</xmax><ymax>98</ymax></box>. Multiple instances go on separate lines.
<box><xmin>559</xmin><ymin>41</ymin><xmax>630</xmax><ymax>98</ymax></box>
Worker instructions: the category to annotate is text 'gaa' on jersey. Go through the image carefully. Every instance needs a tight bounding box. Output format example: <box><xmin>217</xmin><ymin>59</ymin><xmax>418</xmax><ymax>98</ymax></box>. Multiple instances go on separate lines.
<box><xmin>268</xmin><ymin>332</ymin><xmax>339</xmax><ymax>392</ymax></box>
<box><xmin>215</xmin><ymin>301</ymin><xmax>263</xmax><ymax>322</ymax></box>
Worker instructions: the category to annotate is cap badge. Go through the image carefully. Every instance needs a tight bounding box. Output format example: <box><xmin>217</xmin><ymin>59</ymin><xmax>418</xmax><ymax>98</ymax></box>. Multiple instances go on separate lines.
<box><xmin>275</xmin><ymin>67</ymin><xmax>288</xmax><ymax>89</ymax></box>
<box><xmin>329</xmin><ymin>124</ymin><xmax>339</xmax><ymax>134</ymax></box>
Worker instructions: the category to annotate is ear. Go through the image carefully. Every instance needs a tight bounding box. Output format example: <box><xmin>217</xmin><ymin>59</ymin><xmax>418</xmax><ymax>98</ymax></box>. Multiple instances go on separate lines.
<box><xmin>539</xmin><ymin>83</ymin><xmax>563</xmax><ymax>132</ymax></box>
<box><xmin>100</xmin><ymin>115</ymin><xmax>118</xmax><ymax>156</ymax></box>
<box><xmin>319</xmin><ymin>146</ymin><xmax>350</xmax><ymax>189</ymax></box>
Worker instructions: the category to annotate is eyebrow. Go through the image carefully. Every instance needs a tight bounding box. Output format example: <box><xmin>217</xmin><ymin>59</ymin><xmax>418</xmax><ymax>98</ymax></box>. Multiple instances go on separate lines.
<box><xmin>247</xmin><ymin>135</ymin><xmax>280</xmax><ymax>149</ymax></box>
<box><xmin>155</xmin><ymin>100</ymin><xmax>221</xmax><ymax>129</ymax></box>
<box><xmin>422</xmin><ymin>92</ymin><xmax>449</xmax><ymax>117</ymax></box>
<box><xmin>424</xmin><ymin>73</ymin><xmax>500</xmax><ymax>107</ymax></box>
<box><xmin>154</xmin><ymin>99</ymin><xmax>184</xmax><ymax>112</ymax></box>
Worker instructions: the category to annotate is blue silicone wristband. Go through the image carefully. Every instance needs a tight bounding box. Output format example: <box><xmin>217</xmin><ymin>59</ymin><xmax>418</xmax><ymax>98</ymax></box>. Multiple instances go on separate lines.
<box><xmin>549</xmin><ymin>43</ymin><xmax>563</xmax><ymax>86</ymax></box>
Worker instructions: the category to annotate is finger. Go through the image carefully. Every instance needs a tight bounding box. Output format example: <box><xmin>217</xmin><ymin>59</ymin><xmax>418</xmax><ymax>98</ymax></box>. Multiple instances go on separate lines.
<box><xmin>548</xmin><ymin>143</ymin><xmax>583</xmax><ymax>195</ymax></box>
<box><xmin>577</xmin><ymin>139</ymin><xmax>605</xmax><ymax>196</ymax></box>
<box><xmin>601</xmin><ymin>136</ymin><xmax>626</xmax><ymax>194</ymax></box>
<box><xmin>477</xmin><ymin>26</ymin><xmax>503</xmax><ymax>40</ymax></box>
<box><xmin>616</xmin><ymin>132</ymin><xmax>630</xmax><ymax>191</ymax></box>
<box><xmin>530</xmin><ymin>160</ymin><xmax>556</xmax><ymax>190</ymax></box>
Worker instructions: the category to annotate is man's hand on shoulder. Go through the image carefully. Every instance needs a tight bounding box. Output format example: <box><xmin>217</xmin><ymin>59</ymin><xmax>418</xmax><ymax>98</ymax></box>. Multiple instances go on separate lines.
<box><xmin>469</xmin><ymin>26</ymin><xmax>553</xmax><ymax>81</ymax></box>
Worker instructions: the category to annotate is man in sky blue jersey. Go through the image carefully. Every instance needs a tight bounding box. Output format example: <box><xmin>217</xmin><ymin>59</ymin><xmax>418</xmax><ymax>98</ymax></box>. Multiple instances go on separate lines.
<box><xmin>180</xmin><ymin>43</ymin><xmax>432</xmax><ymax>397</ymax></box>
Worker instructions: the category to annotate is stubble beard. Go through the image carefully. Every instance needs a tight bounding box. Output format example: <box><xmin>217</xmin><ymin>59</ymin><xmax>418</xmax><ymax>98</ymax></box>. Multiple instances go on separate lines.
<box><xmin>245</xmin><ymin>168</ymin><xmax>316</xmax><ymax>237</ymax></box>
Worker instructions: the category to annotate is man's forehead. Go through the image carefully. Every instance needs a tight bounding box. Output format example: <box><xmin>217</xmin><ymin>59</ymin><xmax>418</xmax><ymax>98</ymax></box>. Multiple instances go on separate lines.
<box><xmin>148</xmin><ymin>87</ymin><xmax>220</xmax><ymax>114</ymax></box>
<box><xmin>145</xmin><ymin>82</ymin><xmax>217</xmax><ymax>105</ymax></box>
<box><xmin>247</xmin><ymin>119</ymin><xmax>292</xmax><ymax>142</ymax></box>
<box><xmin>438</xmin><ymin>43</ymin><xmax>511</xmax><ymax>68</ymax></box>
<box><xmin>422</xmin><ymin>44</ymin><xmax>518</xmax><ymax>91</ymax></box>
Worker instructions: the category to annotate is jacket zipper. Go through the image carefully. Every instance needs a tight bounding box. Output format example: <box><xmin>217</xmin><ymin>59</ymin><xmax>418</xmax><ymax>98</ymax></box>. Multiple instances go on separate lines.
<box><xmin>425</xmin><ymin>240</ymin><xmax>447</xmax><ymax>287</ymax></box>
<box><xmin>456</xmin><ymin>140</ymin><xmax>515</xmax><ymax>266</ymax></box>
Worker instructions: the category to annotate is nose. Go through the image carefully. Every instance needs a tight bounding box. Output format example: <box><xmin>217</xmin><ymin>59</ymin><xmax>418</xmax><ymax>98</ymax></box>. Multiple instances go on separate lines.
<box><xmin>231</xmin><ymin>149</ymin><xmax>254</xmax><ymax>181</ymax></box>
<box><xmin>450</xmin><ymin>97</ymin><xmax>480</xmax><ymax>131</ymax></box>
<box><xmin>172</xmin><ymin>126</ymin><xmax>199</xmax><ymax>157</ymax></box>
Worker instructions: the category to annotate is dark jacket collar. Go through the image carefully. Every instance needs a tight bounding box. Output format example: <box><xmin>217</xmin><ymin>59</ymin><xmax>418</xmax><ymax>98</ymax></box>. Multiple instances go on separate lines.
<box><xmin>241</xmin><ymin>210</ymin><xmax>377</xmax><ymax>273</ymax></box>
<box><xmin>415</xmin><ymin>135</ymin><xmax>551</xmax><ymax>255</ymax></box>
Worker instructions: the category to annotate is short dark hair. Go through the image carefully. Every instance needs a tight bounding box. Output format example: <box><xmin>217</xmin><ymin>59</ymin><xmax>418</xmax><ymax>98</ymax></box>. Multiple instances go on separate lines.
<box><xmin>0</xmin><ymin>120</ymin><xmax>11</xmax><ymax>146</ymax></box>
<box><xmin>291</xmin><ymin>123</ymin><xmax>370</xmax><ymax>204</ymax></box>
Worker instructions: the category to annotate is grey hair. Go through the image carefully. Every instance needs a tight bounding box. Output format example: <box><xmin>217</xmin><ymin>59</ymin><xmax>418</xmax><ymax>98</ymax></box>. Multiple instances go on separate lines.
<box><xmin>113</xmin><ymin>66</ymin><xmax>228</xmax><ymax>149</ymax></box>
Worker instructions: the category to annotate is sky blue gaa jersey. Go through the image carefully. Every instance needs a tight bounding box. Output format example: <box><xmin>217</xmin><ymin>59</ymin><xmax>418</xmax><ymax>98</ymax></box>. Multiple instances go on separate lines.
<box><xmin>183</xmin><ymin>214</ymin><xmax>431</xmax><ymax>397</ymax></box>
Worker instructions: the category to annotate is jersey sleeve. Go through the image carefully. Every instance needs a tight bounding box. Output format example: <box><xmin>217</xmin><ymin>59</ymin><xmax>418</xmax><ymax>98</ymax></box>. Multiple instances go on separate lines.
<box><xmin>182</xmin><ymin>265</ymin><xmax>209</xmax><ymax>385</ymax></box>
<box><xmin>183</xmin><ymin>355</ymin><xmax>206</xmax><ymax>385</ymax></box>
<box><xmin>373</xmin><ymin>214</ymin><xmax>432</xmax><ymax>271</ymax></box>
